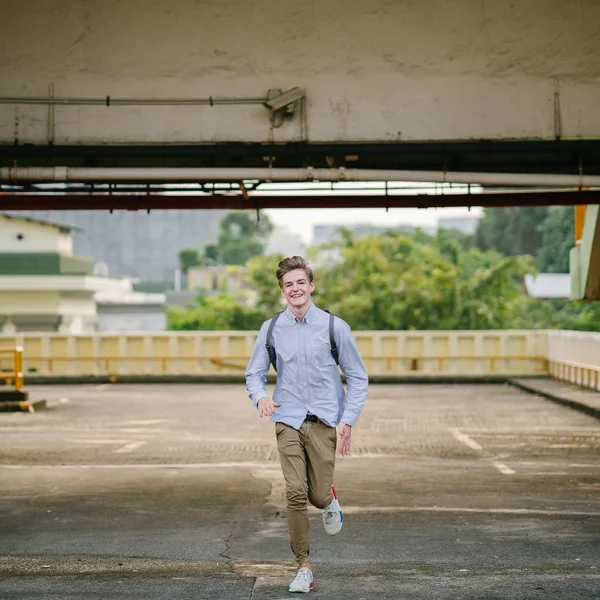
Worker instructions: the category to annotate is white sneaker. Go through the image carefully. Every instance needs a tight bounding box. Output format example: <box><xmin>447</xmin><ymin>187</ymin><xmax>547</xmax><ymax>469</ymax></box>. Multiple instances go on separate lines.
<box><xmin>288</xmin><ymin>567</ymin><xmax>313</xmax><ymax>593</ymax></box>
<box><xmin>322</xmin><ymin>485</ymin><xmax>343</xmax><ymax>535</ymax></box>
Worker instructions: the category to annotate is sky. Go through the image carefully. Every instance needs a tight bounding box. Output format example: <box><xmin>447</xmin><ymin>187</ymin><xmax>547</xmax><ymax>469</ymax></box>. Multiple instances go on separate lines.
<box><xmin>255</xmin><ymin>181</ymin><xmax>484</xmax><ymax>244</ymax></box>
<box><xmin>263</xmin><ymin>205</ymin><xmax>483</xmax><ymax>244</ymax></box>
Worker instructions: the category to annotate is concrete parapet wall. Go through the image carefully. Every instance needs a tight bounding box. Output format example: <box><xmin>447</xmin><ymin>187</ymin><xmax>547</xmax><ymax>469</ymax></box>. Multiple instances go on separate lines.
<box><xmin>546</xmin><ymin>330</ymin><xmax>600</xmax><ymax>391</ymax></box>
<box><xmin>0</xmin><ymin>330</ymin><xmax>548</xmax><ymax>379</ymax></box>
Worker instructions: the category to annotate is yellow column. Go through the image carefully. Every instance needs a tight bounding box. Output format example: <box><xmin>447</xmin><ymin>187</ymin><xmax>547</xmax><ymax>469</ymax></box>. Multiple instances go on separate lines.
<box><xmin>14</xmin><ymin>347</ymin><xmax>24</xmax><ymax>392</ymax></box>
<box><xmin>575</xmin><ymin>205</ymin><xmax>587</xmax><ymax>246</ymax></box>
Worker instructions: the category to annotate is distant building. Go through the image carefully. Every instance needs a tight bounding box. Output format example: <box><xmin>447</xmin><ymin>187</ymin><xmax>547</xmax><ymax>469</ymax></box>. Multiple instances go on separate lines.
<box><xmin>166</xmin><ymin>264</ymin><xmax>257</xmax><ymax>309</ymax></box>
<box><xmin>524</xmin><ymin>274</ymin><xmax>571</xmax><ymax>300</ymax></box>
<box><xmin>7</xmin><ymin>209</ymin><xmax>225</xmax><ymax>284</ymax></box>
<box><xmin>95</xmin><ymin>279</ymin><xmax>166</xmax><ymax>331</ymax></box>
<box><xmin>187</xmin><ymin>265</ymin><xmax>249</xmax><ymax>294</ymax></box>
<box><xmin>0</xmin><ymin>213</ymin><xmax>166</xmax><ymax>332</ymax></box>
<box><xmin>266</xmin><ymin>228</ymin><xmax>305</xmax><ymax>257</ymax></box>
<box><xmin>437</xmin><ymin>215</ymin><xmax>480</xmax><ymax>235</ymax></box>
<box><xmin>185</xmin><ymin>264</ymin><xmax>257</xmax><ymax>304</ymax></box>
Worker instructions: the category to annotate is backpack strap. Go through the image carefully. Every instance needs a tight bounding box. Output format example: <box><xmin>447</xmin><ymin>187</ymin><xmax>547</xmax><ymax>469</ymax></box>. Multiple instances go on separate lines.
<box><xmin>265</xmin><ymin>311</ymin><xmax>283</xmax><ymax>372</ymax></box>
<box><xmin>266</xmin><ymin>310</ymin><xmax>339</xmax><ymax>372</ymax></box>
<box><xmin>325</xmin><ymin>310</ymin><xmax>340</xmax><ymax>366</ymax></box>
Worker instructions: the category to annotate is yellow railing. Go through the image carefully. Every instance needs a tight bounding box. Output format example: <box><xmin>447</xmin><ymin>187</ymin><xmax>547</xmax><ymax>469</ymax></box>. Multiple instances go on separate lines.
<box><xmin>0</xmin><ymin>347</ymin><xmax>24</xmax><ymax>391</ymax></box>
<box><xmin>0</xmin><ymin>329</ymin><xmax>549</xmax><ymax>377</ymax></box>
<box><xmin>18</xmin><ymin>354</ymin><xmax>548</xmax><ymax>378</ymax></box>
<box><xmin>548</xmin><ymin>359</ymin><xmax>600</xmax><ymax>392</ymax></box>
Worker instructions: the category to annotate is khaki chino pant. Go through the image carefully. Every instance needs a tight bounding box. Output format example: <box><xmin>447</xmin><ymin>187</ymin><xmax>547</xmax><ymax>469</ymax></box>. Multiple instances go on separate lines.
<box><xmin>275</xmin><ymin>420</ymin><xmax>337</xmax><ymax>563</ymax></box>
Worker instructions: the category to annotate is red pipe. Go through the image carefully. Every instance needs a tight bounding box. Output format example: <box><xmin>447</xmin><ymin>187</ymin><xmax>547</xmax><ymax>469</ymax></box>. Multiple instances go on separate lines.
<box><xmin>0</xmin><ymin>190</ymin><xmax>597</xmax><ymax>211</ymax></box>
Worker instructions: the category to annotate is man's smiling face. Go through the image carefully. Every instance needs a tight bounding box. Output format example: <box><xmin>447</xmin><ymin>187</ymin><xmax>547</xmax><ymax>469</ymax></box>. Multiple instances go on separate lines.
<box><xmin>281</xmin><ymin>268</ymin><xmax>315</xmax><ymax>311</ymax></box>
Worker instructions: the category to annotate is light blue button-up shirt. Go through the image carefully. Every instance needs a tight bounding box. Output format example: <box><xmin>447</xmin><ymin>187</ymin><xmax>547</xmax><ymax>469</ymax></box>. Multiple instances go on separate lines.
<box><xmin>245</xmin><ymin>304</ymin><xmax>368</xmax><ymax>430</ymax></box>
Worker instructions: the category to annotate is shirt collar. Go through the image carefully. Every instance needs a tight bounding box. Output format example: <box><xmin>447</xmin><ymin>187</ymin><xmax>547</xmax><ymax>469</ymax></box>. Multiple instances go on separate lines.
<box><xmin>284</xmin><ymin>302</ymin><xmax>317</xmax><ymax>324</ymax></box>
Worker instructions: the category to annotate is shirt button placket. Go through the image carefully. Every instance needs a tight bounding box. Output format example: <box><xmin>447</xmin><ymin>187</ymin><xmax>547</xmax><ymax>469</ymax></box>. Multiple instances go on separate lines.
<box><xmin>301</xmin><ymin>322</ymin><xmax>309</xmax><ymax>390</ymax></box>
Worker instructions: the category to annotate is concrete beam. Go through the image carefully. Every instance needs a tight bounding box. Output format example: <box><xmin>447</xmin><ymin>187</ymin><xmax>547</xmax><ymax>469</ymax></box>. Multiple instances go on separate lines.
<box><xmin>1</xmin><ymin>0</ymin><xmax>599</xmax><ymax>145</ymax></box>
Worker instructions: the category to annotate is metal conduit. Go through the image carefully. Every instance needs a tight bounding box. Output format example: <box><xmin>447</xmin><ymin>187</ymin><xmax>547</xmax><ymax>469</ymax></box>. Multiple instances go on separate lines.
<box><xmin>2</xmin><ymin>167</ymin><xmax>600</xmax><ymax>188</ymax></box>
<box><xmin>0</xmin><ymin>96</ymin><xmax>266</xmax><ymax>106</ymax></box>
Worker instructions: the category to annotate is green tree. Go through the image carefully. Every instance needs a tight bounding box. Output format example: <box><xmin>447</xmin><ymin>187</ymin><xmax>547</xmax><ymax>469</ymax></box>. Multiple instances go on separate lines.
<box><xmin>246</xmin><ymin>253</ymin><xmax>287</xmax><ymax>314</ymax></box>
<box><xmin>521</xmin><ymin>298</ymin><xmax>600</xmax><ymax>332</ymax></box>
<box><xmin>207</xmin><ymin>211</ymin><xmax>274</xmax><ymax>265</ymax></box>
<box><xmin>178</xmin><ymin>248</ymin><xmax>201</xmax><ymax>273</ymax></box>
<box><xmin>310</xmin><ymin>230</ymin><xmax>534</xmax><ymax>330</ymax></box>
<box><xmin>170</xmin><ymin>227</ymin><xmax>598</xmax><ymax>332</ymax></box>
<box><xmin>202</xmin><ymin>244</ymin><xmax>220</xmax><ymax>265</ymax></box>
<box><xmin>475</xmin><ymin>206</ymin><xmax>549</xmax><ymax>257</ymax></box>
<box><xmin>536</xmin><ymin>206</ymin><xmax>574</xmax><ymax>273</ymax></box>
<box><xmin>167</xmin><ymin>291</ymin><xmax>269</xmax><ymax>330</ymax></box>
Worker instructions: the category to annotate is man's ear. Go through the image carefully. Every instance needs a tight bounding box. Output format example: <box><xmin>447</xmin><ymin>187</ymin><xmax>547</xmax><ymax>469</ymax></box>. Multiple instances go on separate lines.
<box><xmin>310</xmin><ymin>281</ymin><xmax>315</xmax><ymax>293</ymax></box>
<box><xmin>280</xmin><ymin>286</ymin><xmax>286</xmax><ymax>297</ymax></box>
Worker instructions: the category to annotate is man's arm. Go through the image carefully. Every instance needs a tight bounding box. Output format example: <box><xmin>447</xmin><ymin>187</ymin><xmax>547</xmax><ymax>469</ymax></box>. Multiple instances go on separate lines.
<box><xmin>245</xmin><ymin>320</ymin><xmax>272</xmax><ymax>408</ymax></box>
<box><xmin>335</xmin><ymin>318</ymin><xmax>369</xmax><ymax>427</ymax></box>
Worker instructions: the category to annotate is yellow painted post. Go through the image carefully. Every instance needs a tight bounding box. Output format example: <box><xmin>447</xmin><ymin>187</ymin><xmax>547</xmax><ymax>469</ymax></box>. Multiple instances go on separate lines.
<box><xmin>575</xmin><ymin>205</ymin><xmax>587</xmax><ymax>246</ymax></box>
<box><xmin>14</xmin><ymin>347</ymin><xmax>24</xmax><ymax>391</ymax></box>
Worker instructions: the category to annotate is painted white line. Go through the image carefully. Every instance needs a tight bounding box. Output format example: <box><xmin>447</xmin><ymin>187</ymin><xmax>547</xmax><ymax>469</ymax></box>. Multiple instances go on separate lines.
<box><xmin>0</xmin><ymin>426</ymin><xmax>171</xmax><ymax>433</ymax></box>
<box><xmin>492</xmin><ymin>461</ymin><xmax>516</xmax><ymax>475</ymax></box>
<box><xmin>451</xmin><ymin>428</ymin><xmax>484</xmax><ymax>452</ymax></box>
<box><xmin>121</xmin><ymin>419</ymin><xmax>170</xmax><ymax>426</ymax></box>
<box><xmin>72</xmin><ymin>439</ymin><xmax>131</xmax><ymax>445</ymax></box>
<box><xmin>340</xmin><ymin>505</ymin><xmax>600</xmax><ymax>517</ymax></box>
<box><xmin>94</xmin><ymin>384</ymin><xmax>110</xmax><ymax>391</ymax></box>
<box><xmin>550</xmin><ymin>444</ymin><xmax>590</xmax><ymax>448</ymax></box>
<box><xmin>451</xmin><ymin>429</ymin><xmax>517</xmax><ymax>475</ymax></box>
<box><xmin>517</xmin><ymin>462</ymin><xmax>597</xmax><ymax>468</ymax></box>
<box><xmin>0</xmin><ymin>461</ymin><xmax>279</xmax><ymax>470</ymax></box>
<box><xmin>114</xmin><ymin>441</ymin><xmax>146</xmax><ymax>454</ymax></box>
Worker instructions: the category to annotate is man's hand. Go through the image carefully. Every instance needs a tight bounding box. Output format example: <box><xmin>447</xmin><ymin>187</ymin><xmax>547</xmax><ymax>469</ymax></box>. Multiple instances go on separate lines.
<box><xmin>257</xmin><ymin>397</ymin><xmax>281</xmax><ymax>418</ymax></box>
<box><xmin>338</xmin><ymin>422</ymin><xmax>352</xmax><ymax>457</ymax></box>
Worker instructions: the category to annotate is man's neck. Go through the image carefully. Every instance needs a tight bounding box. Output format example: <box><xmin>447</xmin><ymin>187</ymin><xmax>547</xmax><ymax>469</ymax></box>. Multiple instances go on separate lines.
<box><xmin>289</xmin><ymin>300</ymin><xmax>312</xmax><ymax>322</ymax></box>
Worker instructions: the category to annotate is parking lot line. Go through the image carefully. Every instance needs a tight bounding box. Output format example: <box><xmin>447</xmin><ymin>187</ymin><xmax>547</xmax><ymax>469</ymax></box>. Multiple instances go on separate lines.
<box><xmin>114</xmin><ymin>441</ymin><xmax>146</xmax><ymax>454</ymax></box>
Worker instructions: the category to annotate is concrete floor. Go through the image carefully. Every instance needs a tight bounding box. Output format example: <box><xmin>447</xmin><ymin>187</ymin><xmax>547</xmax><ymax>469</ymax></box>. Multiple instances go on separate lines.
<box><xmin>0</xmin><ymin>383</ymin><xmax>599</xmax><ymax>599</ymax></box>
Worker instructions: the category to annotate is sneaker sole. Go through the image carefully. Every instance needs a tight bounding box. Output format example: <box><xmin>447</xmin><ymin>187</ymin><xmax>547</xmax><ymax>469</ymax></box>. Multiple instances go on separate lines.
<box><xmin>289</xmin><ymin>582</ymin><xmax>314</xmax><ymax>593</ymax></box>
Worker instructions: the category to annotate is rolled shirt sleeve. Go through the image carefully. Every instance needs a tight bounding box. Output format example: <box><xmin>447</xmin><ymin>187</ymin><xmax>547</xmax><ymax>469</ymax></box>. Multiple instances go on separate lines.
<box><xmin>245</xmin><ymin>320</ymin><xmax>272</xmax><ymax>407</ymax></box>
<box><xmin>335</xmin><ymin>319</ymin><xmax>369</xmax><ymax>426</ymax></box>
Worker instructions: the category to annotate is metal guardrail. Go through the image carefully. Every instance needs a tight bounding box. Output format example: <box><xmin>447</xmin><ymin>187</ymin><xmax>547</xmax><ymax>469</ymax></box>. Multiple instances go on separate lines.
<box><xmin>15</xmin><ymin>354</ymin><xmax>549</xmax><ymax>377</ymax></box>
<box><xmin>548</xmin><ymin>359</ymin><xmax>600</xmax><ymax>392</ymax></box>
<box><xmin>0</xmin><ymin>347</ymin><xmax>24</xmax><ymax>391</ymax></box>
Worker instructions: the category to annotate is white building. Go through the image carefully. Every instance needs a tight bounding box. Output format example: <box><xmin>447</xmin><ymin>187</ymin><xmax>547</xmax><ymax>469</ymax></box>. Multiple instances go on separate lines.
<box><xmin>0</xmin><ymin>214</ymin><xmax>165</xmax><ymax>332</ymax></box>
<box><xmin>524</xmin><ymin>274</ymin><xmax>571</xmax><ymax>300</ymax></box>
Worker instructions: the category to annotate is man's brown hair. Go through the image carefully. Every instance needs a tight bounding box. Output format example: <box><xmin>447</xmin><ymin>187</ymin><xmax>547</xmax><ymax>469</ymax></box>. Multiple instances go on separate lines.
<box><xmin>276</xmin><ymin>256</ymin><xmax>314</xmax><ymax>288</ymax></box>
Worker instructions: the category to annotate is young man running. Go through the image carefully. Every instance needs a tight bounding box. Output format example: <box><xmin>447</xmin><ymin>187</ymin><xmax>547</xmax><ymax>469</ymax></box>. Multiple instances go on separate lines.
<box><xmin>246</xmin><ymin>256</ymin><xmax>368</xmax><ymax>593</ymax></box>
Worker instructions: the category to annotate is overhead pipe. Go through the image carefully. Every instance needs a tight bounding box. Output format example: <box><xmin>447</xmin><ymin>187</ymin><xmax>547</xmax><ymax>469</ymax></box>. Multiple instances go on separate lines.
<box><xmin>0</xmin><ymin>95</ymin><xmax>266</xmax><ymax>107</ymax></box>
<box><xmin>2</xmin><ymin>166</ymin><xmax>600</xmax><ymax>188</ymax></box>
<box><xmin>0</xmin><ymin>87</ymin><xmax>305</xmax><ymax>109</ymax></box>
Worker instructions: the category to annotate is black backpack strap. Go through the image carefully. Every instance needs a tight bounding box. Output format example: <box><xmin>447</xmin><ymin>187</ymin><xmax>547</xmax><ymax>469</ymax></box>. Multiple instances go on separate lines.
<box><xmin>326</xmin><ymin>311</ymin><xmax>340</xmax><ymax>366</ymax></box>
<box><xmin>265</xmin><ymin>312</ymin><xmax>283</xmax><ymax>372</ymax></box>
